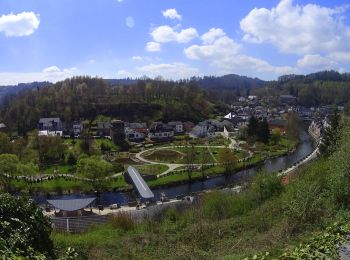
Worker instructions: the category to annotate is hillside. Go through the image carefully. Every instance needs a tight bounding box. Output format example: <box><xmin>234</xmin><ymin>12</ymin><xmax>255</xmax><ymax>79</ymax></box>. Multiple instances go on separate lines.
<box><xmin>0</xmin><ymin>77</ymin><xmax>215</xmax><ymax>133</ymax></box>
<box><xmin>0</xmin><ymin>81</ymin><xmax>51</xmax><ymax>106</ymax></box>
<box><xmin>253</xmin><ymin>71</ymin><xmax>350</xmax><ymax>107</ymax></box>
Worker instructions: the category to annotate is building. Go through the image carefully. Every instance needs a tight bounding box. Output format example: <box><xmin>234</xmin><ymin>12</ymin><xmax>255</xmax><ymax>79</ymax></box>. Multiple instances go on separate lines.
<box><xmin>126</xmin><ymin>131</ymin><xmax>145</xmax><ymax>142</ymax></box>
<box><xmin>38</xmin><ymin>118</ymin><xmax>62</xmax><ymax>131</ymax></box>
<box><xmin>280</xmin><ymin>95</ymin><xmax>297</xmax><ymax>105</ymax></box>
<box><xmin>183</xmin><ymin>121</ymin><xmax>194</xmax><ymax>133</ymax></box>
<box><xmin>268</xmin><ymin>118</ymin><xmax>288</xmax><ymax>133</ymax></box>
<box><xmin>0</xmin><ymin>123</ymin><xmax>7</xmax><ymax>133</ymax></box>
<box><xmin>124</xmin><ymin>122</ymin><xmax>148</xmax><ymax>135</ymax></box>
<box><xmin>72</xmin><ymin>121</ymin><xmax>83</xmax><ymax>136</ymax></box>
<box><xmin>110</xmin><ymin>120</ymin><xmax>125</xmax><ymax>145</ymax></box>
<box><xmin>148</xmin><ymin>122</ymin><xmax>174</xmax><ymax>141</ymax></box>
<box><xmin>97</xmin><ymin>122</ymin><xmax>111</xmax><ymax>137</ymax></box>
<box><xmin>168</xmin><ymin>121</ymin><xmax>184</xmax><ymax>134</ymax></box>
<box><xmin>47</xmin><ymin>197</ymin><xmax>96</xmax><ymax>217</ymax></box>
<box><xmin>189</xmin><ymin>124</ymin><xmax>207</xmax><ymax>138</ymax></box>
<box><xmin>308</xmin><ymin>120</ymin><xmax>323</xmax><ymax>141</ymax></box>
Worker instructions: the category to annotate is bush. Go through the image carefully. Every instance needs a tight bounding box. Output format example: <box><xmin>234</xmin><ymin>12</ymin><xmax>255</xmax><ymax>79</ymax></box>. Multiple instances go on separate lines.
<box><xmin>109</xmin><ymin>213</ymin><xmax>136</xmax><ymax>231</ymax></box>
<box><xmin>0</xmin><ymin>193</ymin><xmax>54</xmax><ymax>258</ymax></box>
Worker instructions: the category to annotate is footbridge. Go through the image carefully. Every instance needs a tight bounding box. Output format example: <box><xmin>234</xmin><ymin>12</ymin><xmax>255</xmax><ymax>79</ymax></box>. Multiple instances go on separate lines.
<box><xmin>126</xmin><ymin>166</ymin><xmax>154</xmax><ymax>201</ymax></box>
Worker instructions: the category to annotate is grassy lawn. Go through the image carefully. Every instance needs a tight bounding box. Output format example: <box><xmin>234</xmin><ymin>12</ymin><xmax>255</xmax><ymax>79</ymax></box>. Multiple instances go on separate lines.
<box><xmin>135</xmin><ymin>164</ymin><xmax>169</xmax><ymax>175</ymax></box>
<box><xmin>42</xmin><ymin>164</ymin><xmax>75</xmax><ymax>175</ymax></box>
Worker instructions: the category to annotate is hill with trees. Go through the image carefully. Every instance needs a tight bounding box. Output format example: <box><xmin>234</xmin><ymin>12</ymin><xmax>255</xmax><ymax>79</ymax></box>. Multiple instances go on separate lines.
<box><xmin>253</xmin><ymin>71</ymin><xmax>350</xmax><ymax>107</ymax></box>
<box><xmin>0</xmin><ymin>76</ymin><xmax>215</xmax><ymax>133</ymax></box>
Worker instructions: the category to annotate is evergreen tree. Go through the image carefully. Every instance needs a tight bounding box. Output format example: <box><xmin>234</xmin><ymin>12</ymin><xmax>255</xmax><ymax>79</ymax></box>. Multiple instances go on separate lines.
<box><xmin>319</xmin><ymin>107</ymin><xmax>341</xmax><ymax>157</ymax></box>
<box><xmin>257</xmin><ymin>118</ymin><xmax>270</xmax><ymax>144</ymax></box>
<box><xmin>247</xmin><ymin>116</ymin><xmax>259</xmax><ymax>137</ymax></box>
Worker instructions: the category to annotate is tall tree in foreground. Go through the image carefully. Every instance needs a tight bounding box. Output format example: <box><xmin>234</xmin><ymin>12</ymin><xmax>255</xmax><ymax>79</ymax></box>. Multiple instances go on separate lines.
<box><xmin>0</xmin><ymin>193</ymin><xmax>54</xmax><ymax>258</ymax></box>
<box><xmin>319</xmin><ymin>107</ymin><xmax>341</xmax><ymax>157</ymax></box>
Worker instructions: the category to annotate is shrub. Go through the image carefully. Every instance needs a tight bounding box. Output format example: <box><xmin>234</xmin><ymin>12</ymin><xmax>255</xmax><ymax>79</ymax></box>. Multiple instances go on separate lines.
<box><xmin>109</xmin><ymin>213</ymin><xmax>136</xmax><ymax>231</ymax></box>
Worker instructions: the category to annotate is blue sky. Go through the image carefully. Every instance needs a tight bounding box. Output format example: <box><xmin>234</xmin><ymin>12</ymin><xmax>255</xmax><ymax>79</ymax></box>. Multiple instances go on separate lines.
<box><xmin>0</xmin><ymin>0</ymin><xmax>350</xmax><ymax>84</ymax></box>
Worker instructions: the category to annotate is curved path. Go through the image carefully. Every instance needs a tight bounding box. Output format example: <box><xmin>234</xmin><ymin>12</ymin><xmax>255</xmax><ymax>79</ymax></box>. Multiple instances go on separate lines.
<box><xmin>135</xmin><ymin>138</ymin><xmax>252</xmax><ymax>177</ymax></box>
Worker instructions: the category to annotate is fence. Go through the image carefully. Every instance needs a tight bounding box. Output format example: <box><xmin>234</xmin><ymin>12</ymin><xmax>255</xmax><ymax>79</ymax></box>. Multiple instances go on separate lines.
<box><xmin>51</xmin><ymin>214</ymin><xmax>109</xmax><ymax>233</ymax></box>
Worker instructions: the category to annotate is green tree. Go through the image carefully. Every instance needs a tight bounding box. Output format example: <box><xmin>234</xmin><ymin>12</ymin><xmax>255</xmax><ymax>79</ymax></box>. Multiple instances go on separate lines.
<box><xmin>270</xmin><ymin>128</ymin><xmax>282</xmax><ymax>144</ymax></box>
<box><xmin>218</xmin><ymin>147</ymin><xmax>238</xmax><ymax>177</ymax></box>
<box><xmin>0</xmin><ymin>193</ymin><xmax>54</xmax><ymax>258</ymax></box>
<box><xmin>0</xmin><ymin>132</ymin><xmax>11</xmax><ymax>154</ymax></box>
<box><xmin>0</xmin><ymin>154</ymin><xmax>20</xmax><ymax>191</ymax></box>
<box><xmin>257</xmin><ymin>118</ymin><xmax>270</xmax><ymax>144</ymax></box>
<box><xmin>319</xmin><ymin>107</ymin><xmax>341</xmax><ymax>157</ymax></box>
<box><xmin>184</xmin><ymin>141</ymin><xmax>195</xmax><ymax>183</ymax></box>
<box><xmin>286</xmin><ymin>112</ymin><xmax>302</xmax><ymax>141</ymax></box>
<box><xmin>247</xmin><ymin>116</ymin><xmax>259</xmax><ymax>138</ymax></box>
<box><xmin>76</xmin><ymin>156</ymin><xmax>114</xmax><ymax>190</ymax></box>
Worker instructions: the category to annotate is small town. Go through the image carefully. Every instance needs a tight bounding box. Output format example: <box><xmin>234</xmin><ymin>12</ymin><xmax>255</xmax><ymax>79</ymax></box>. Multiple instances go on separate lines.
<box><xmin>2</xmin><ymin>0</ymin><xmax>350</xmax><ymax>259</ymax></box>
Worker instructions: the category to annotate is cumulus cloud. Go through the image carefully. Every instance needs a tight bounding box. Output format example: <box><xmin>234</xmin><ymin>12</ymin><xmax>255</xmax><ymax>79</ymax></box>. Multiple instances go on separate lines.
<box><xmin>137</xmin><ymin>62</ymin><xmax>200</xmax><ymax>79</ymax></box>
<box><xmin>0</xmin><ymin>11</ymin><xmax>40</xmax><ymax>37</ymax></box>
<box><xmin>146</xmin><ymin>41</ymin><xmax>161</xmax><ymax>52</ymax></box>
<box><xmin>125</xmin><ymin>16</ymin><xmax>135</xmax><ymax>28</ymax></box>
<box><xmin>0</xmin><ymin>66</ymin><xmax>78</xmax><ymax>85</ymax></box>
<box><xmin>240</xmin><ymin>0</ymin><xmax>350</xmax><ymax>55</ymax></box>
<box><xmin>162</xmin><ymin>9</ymin><xmax>182</xmax><ymax>20</ymax></box>
<box><xmin>185</xmin><ymin>29</ymin><xmax>294</xmax><ymax>76</ymax></box>
<box><xmin>297</xmin><ymin>54</ymin><xmax>339</xmax><ymax>70</ymax></box>
<box><xmin>201</xmin><ymin>28</ymin><xmax>226</xmax><ymax>44</ymax></box>
<box><xmin>150</xmin><ymin>25</ymin><xmax>198</xmax><ymax>43</ymax></box>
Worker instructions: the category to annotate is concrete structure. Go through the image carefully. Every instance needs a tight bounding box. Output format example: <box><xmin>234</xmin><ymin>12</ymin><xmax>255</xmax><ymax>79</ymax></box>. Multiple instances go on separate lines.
<box><xmin>47</xmin><ymin>197</ymin><xmax>96</xmax><ymax>217</ymax></box>
<box><xmin>110</xmin><ymin>120</ymin><xmax>125</xmax><ymax>145</ymax></box>
<box><xmin>126</xmin><ymin>166</ymin><xmax>154</xmax><ymax>201</ymax></box>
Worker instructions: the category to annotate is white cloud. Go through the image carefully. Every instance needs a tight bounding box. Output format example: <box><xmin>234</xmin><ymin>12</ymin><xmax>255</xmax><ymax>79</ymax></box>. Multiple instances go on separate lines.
<box><xmin>145</xmin><ymin>41</ymin><xmax>161</xmax><ymax>52</ymax></box>
<box><xmin>329</xmin><ymin>52</ymin><xmax>350</xmax><ymax>63</ymax></box>
<box><xmin>151</xmin><ymin>25</ymin><xmax>198</xmax><ymax>43</ymax></box>
<box><xmin>162</xmin><ymin>9</ymin><xmax>182</xmax><ymax>20</ymax></box>
<box><xmin>0</xmin><ymin>66</ymin><xmax>78</xmax><ymax>85</ymax></box>
<box><xmin>0</xmin><ymin>12</ymin><xmax>40</xmax><ymax>37</ymax></box>
<box><xmin>137</xmin><ymin>62</ymin><xmax>200</xmax><ymax>79</ymax></box>
<box><xmin>125</xmin><ymin>16</ymin><xmax>135</xmax><ymax>28</ymax></box>
<box><xmin>116</xmin><ymin>0</ymin><xmax>123</xmax><ymax>2</ymax></box>
<box><xmin>240</xmin><ymin>0</ymin><xmax>350</xmax><ymax>55</ymax></box>
<box><xmin>131</xmin><ymin>56</ymin><xmax>143</xmax><ymax>61</ymax></box>
<box><xmin>201</xmin><ymin>28</ymin><xmax>226</xmax><ymax>44</ymax></box>
<box><xmin>297</xmin><ymin>54</ymin><xmax>339</xmax><ymax>70</ymax></box>
<box><xmin>89</xmin><ymin>59</ymin><xmax>95</xmax><ymax>64</ymax></box>
<box><xmin>185</xmin><ymin>30</ymin><xmax>295</xmax><ymax>76</ymax></box>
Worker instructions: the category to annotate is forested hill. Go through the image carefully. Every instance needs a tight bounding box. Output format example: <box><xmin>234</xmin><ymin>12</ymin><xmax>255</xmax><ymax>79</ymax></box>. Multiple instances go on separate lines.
<box><xmin>0</xmin><ymin>81</ymin><xmax>51</xmax><ymax>106</ymax></box>
<box><xmin>253</xmin><ymin>71</ymin><xmax>350</xmax><ymax>107</ymax></box>
<box><xmin>0</xmin><ymin>77</ymin><xmax>215</xmax><ymax>133</ymax></box>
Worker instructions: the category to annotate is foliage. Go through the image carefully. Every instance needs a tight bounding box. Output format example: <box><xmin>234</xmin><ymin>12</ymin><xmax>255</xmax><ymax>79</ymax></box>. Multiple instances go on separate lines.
<box><xmin>257</xmin><ymin>118</ymin><xmax>270</xmax><ymax>144</ymax></box>
<box><xmin>36</xmin><ymin>135</ymin><xmax>66</xmax><ymax>164</ymax></box>
<box><xmin>217</xmin><ymin>147</ymin><xmax>238</xmax><ymax>176</ymax></box>
<box><xmin>76</xmin><ymin>155</ymin><xmax>114</xmax><ymax>190</ymax></box>
<box><xmin>0</xmin><ymin>132</ymin><xmax>11</xmax><ymax>154</ymax></box>
<box><xmin>280</xmin><ymin>220</ymin><xmax>350</xmax><ymax>259</ymax></box>
<box><xmin>0</xmin><ymin>193</ymin><xmax>54</xmax><ymax>258</ymax></box>
<box><xmin>319</xmin><ymin>106</ymin><xmax>341</xmax><ymax>157</ymax></box>
<box><xmin>286</xmin><ymin>112</ymin><xmax>302</xmax><ymax>141</ymax></box>
<box><xmin>0</xmin><ymin>76</ymin><xmax>214</xmax><ymax>132</ymax></box>
<box><xmin>109</xmin><ymin>213</ymin><xmax>136</xmax><ymax>231</ymax></box>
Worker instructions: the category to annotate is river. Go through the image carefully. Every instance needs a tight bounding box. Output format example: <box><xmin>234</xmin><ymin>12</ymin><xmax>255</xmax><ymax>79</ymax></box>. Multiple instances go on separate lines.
<box><xmin>34</xmin><ymin>131</ymin><xmax>316</xmax><ymax>206</ymax></box>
